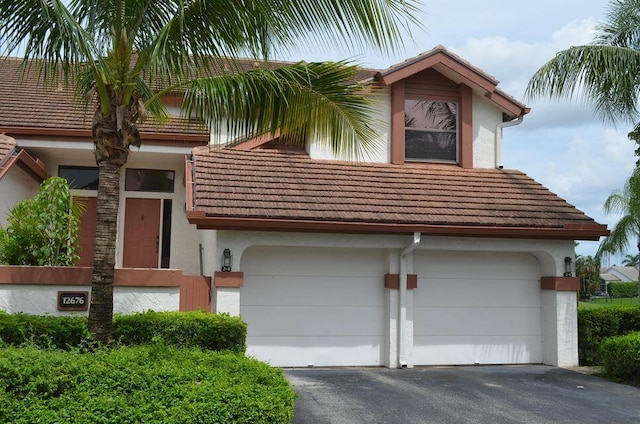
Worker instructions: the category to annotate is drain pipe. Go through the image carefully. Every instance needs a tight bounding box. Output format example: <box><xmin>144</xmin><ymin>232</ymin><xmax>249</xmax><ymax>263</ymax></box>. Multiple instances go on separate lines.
<box><xmin>399</xmin><ymin>232</ymin><xmax>421</xmax><ymax>368</ymax></box>
<box><xmin>495</xmin><ymin>116</ymin><xmax>523</xmax><ymax>169</ymax></box>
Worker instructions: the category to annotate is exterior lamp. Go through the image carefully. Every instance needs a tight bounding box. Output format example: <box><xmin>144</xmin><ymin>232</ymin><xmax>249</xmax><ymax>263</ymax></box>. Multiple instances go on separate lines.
<box><xmin>221</xmin><ymin>248</ymin><xmax>232</xmax><ymax>272</ymax></box>
<box><xmin>563</xmin><ymin>256</ymin><xmax>573</xmax><ymax>277</ymax></box>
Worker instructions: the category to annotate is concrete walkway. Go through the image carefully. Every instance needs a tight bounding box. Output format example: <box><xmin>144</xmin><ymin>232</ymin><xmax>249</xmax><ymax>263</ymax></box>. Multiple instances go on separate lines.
<box><xmin>286</xmin><ymin>365</ymin><xmax>640</xmax><ymax>424</ymax></box>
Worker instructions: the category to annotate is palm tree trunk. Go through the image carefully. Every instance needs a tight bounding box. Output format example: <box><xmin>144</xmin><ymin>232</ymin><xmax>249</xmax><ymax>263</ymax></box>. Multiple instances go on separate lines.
<box><xmin>87</xmin><ymin>161</ymin><xmax>121</xmax><ymax>343</ymax></box>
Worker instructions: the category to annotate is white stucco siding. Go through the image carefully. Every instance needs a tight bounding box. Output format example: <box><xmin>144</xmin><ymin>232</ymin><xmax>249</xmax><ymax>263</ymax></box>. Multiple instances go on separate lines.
<box><xmin>0</xmin><ymin>166</ymin><xmax>41</xmax><ymax>227</ymax></box>
<box><xmin>0</xmin><ymin>285</ymin><xmax>179</xmax><ymax>316</ymax></box>
<box><xmin>308</xmin><ymin>89</ymin><xmax>390</xmax><ymax>163</ymax></box>
<box><xmin>472</xmin><ymin>94</ymin><xmax>503</xmax><ymax>169</ymax></box>
<box><xmin>412</xmin><ymin>251</ymin><xmax>542</xmax><ymax>365</ymax></box>
<box><xmin>240</xmin><ymin>245</ymin><xmax>386</xmax><ymax>367</ymax></box>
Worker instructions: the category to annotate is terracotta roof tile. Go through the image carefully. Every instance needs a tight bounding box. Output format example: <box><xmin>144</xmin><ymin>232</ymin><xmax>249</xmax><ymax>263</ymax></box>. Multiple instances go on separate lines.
<box><xmin>0</xmin><ymin>133</ymin><xmax>16</xmax><ymax>162</ymax></box>
<box><xmin>0</xmin><ymin>57</ymin><xmax>207</xmax><ymax>137</ymax></box>
<box><xmin>190</xmin><ymin>149</ymin><xmax>607</xmax><ymax>239</ymax></box>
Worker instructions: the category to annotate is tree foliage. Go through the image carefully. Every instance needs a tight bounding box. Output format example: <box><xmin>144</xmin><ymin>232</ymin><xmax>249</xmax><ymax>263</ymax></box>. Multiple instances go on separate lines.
<box><xmin>527</xmin><ymin>0</ymin><xmax>640</xmax><ymax>125</ymax></box>
<box><xmin>576</xmin><ymin>255</ymin><xmax>601</xmax><ymax>296</ymax></box>
<box><xmin>0</xmin><ymin>177</ymin><xmax>84</xmax><ymax>266</ymax></box>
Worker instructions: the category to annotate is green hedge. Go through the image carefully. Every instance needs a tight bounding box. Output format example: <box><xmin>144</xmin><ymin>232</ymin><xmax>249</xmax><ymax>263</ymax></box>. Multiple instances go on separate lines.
<box><xmin>608</xmin><ymin>282</ymin><xmax>639</xmax><ymax>298</ymax></box>
<box><xmin>113</xmin><ymin>311</ymin><xmax>246</xmax><ymax>353</ymax></box>
<box><xmin>0</xmin><ymin>311</ymin><xmax>90</xmax><ymax>350</ymax></box>
<box><xmin>0</xmin><ymin>311</ymin><xmax>246</xmax><ymax>353</ymax></box>
<box><xmin>578</xmin><ymin>306</ymin><xmax>640</xmax><ymax>365</ymax></box>
<box><xmin>599</xmin><ymin>332</ymin><xmax>640</xmax><ymax>383</ymax></box>
<box><xmin>0</xmin><ymin>345</ymin><xmax>295</xmax><ymax>424</ymax></box>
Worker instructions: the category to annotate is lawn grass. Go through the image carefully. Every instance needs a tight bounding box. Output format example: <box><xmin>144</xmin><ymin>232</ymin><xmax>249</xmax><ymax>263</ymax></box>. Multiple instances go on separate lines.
<box><xmin>579</xmin><ymin>297</ymin><xmax>639</xmax><ymax>310</ymax></box>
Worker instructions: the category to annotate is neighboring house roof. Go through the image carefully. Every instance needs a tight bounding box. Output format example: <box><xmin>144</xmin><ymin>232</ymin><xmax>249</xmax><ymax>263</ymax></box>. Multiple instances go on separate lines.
<box><xmin>0</xmin><ymin>57</ymin><xmax>208</xmax><ymax>142</ymax></box>
<box><xmin>0</xmin><ymin>133</ymin><xmax>47</xmax><ymax>181</ymax></box>
<box><xmin>600</xmin><ymin>266</ymin><xmax>639</xmax><ymax>282</ymax></box>
<box><xmin>186</xmin><ymin>148</ymin><xmax>608</xmax><ymax>240</ymax></box>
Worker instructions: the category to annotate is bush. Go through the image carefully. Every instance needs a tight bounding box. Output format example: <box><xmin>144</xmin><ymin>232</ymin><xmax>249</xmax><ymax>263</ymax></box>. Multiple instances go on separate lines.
<box><xmin>608</xmin><ymin>282</ymin><xmax>639</xmax><ymax>298</ymax></box>
<box><xmin>0</xmin><ymin>311</ymin><xmax>246</xmax><ymax>353</ymax></box>
<box><xmin>0</xmin><ymin>311</ymin><xmax>90</xmax><ymax>350</ymax></box>
<box><xmin>0</xmin><ymin>177</ymin><xmax>84</xmax><ymax>266</ymax></box>
<box><xmin>578</xmin><ymin>306</ymin><xmax>640</xmax><ymax>365</ymax></box>
<box><xmin>0</xmin><ymin>345</ymin><xmax>295</xmax><ymax>424</ymax></box>
<box><xmin>113</xmin><ymin>311</ymin><xmax>247</xmax><ymax>353</ymax></box>
<box><xmin>599</xmin><ymin>332</ymin><xmax>640</xmax><ymax>383</ymax></box>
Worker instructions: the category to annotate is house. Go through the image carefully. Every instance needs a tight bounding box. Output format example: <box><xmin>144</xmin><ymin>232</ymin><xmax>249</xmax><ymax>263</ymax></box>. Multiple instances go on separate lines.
<box><xmin>0</xmin><ymin>46</ymin><xmax>608</xmax><ymax>368</ymax></box>
<box><xmin>599</xmin><ymin>266</ymin><xmax>639</xmax><ymax>293</ymax></box>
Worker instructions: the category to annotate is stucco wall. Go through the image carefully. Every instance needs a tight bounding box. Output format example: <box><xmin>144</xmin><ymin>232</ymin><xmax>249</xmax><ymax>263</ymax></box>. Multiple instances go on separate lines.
<box><xmin>0</xmin><ymin>284</ymin><xmax>179</xmax><ymax>316</ymax></box>
<box><xmin>472</xmin><ymin>94</ymin><xmax>503</xmax><ymax>168</ymax></box>
<box><xmin>0</xmin><ymin>166</ymin><xmax>41</xmax><ymax>227</ymax></box>
<box><xmin>308</xmin><ymin>89</ymin><xmax>391</xmax><ymax>163</ymax></box>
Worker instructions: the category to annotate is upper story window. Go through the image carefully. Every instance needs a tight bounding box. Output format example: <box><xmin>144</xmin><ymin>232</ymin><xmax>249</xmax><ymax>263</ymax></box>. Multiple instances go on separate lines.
<box><xmin>59</xmin><ymin>166</ymin><xmax>99</xmax><ymax>190</ymax></box>
<box><xmin>125</xmin><ymin>168</ymin><xmax>175</xmax><ymax>193</ymax></box>
<box><xmin>404</xmin><ymin>99</ymin><xmax>458</xmax><ymax>162</ymax></box>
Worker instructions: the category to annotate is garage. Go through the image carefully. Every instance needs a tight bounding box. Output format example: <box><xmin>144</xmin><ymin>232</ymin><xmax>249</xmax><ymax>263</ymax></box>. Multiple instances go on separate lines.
<box><xmin>240</xmin><ymin>246</ymin><xmax>386</xmax><ymax>367</ymax></box>
<box><xmin>413</xmin><ymin>251</ymin><xmax>542</xmax><ymax>365</ymax></box>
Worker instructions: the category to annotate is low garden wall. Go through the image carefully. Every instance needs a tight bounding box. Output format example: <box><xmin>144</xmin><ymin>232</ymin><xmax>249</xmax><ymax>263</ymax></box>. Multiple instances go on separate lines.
<box><xmin>0</xmin><ymin>266</ymin><xmax>209</xmax><ymax>315</ymax></box>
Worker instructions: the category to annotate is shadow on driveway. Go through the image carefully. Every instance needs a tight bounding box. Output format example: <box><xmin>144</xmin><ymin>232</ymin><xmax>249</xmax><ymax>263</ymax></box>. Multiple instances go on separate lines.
<box><xmin>286</xmin><ymin>365</ymin><xmax>640</xmax><ymax>424</ymax></box>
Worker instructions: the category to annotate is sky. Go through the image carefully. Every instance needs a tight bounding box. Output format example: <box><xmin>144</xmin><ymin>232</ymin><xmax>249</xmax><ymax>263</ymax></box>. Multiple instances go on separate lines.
<box><xmin>280</xmin><ymin>0</ymin><xmax>635</xmax><ymax>262</ymax></box>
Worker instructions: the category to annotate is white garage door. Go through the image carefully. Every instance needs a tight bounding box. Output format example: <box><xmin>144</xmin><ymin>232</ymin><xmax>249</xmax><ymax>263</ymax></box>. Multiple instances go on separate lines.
<box><xmin>240</xmin><ymin>246</ymin><xmax>385</xmax><ymax>367</ymax></box>
<box><xmin>413</xmin><ymin>251</ymin><xmax>542</xmax><ymax>365</ymax></box>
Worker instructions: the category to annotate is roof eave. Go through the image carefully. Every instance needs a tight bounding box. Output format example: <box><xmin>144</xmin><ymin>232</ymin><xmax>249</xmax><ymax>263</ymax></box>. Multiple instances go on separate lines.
<box><xmin>186</xmin><ymin>212</ymin><xmax>609</xmax><ymax>241</ymax></box>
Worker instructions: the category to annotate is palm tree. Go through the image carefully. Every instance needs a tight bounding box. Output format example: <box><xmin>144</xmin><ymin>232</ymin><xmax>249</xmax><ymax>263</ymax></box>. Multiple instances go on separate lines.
<box><xmin>0</xmin><ymin>0</ymin><xmax>419</xmax><ymax>342</ymax></box>
<box><xmin>526</xmin><ymin>0</ymin><xmax>640</xmax><ymax>126</ymax></box>
<box><xmin>597</xmin><ymin>168</ymin><xmax>640</xmax><ymax>300</ymax></box>
<box><xmin>622</xmin><ymin>253</ymin><xmax>640</xmax><ymax>267</ymax></box>
<box><xmin>575</xmin><ymin>255</ymin><xmax>601</xmax><ymax>296</ymax></box>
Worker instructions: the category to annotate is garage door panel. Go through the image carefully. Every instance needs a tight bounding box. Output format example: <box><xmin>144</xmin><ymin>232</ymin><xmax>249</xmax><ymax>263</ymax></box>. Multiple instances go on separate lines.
<box><xmin>413</xmin><ymin>251</ymin><xmax>542</xmax><ymax>365</ymax></box>
<box><xmin>241</xmin><ymin>246</ymin><xmax>385</xmax><ymax>367</ymax></box>
<box><xmin>246</xmin><ymin>336</ymin><xmax>383</xmax><ymax>367</ymax></box>
<box><xmin>414</xmin><ymin>307</ymin><xmax>541</xmax><ymax>336</ymax></box>
<box><xmin>241</xmin><ymin>246</ymin><xmax>385</xmax><ymax>277</ymax></box>
<box><xmin>416</xmin><ymin>252</ymin><xmax>540</xmax><ymax>280</ymax></box>
<box><xmin>413</xmin><ymin>335</ymin><xmax>542</xmax><ymax>365</ymax></box>
<box><xmin>243</xmin><ymin>305</ymin><xmax>383</xmax><ymax>337</ymax></box>
<box><xmin>417</xmin><ymin>278</ymin><xmax>540</xmax><ymax>308</ymax></box>
<box><xmin>241</xmin><ymin>275</ymin><xmax>383</xmax><ymax>306</ymax></box>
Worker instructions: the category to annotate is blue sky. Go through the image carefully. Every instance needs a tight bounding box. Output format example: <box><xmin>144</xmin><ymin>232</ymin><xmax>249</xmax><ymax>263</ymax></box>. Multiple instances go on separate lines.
<box><xmin>281</xmin><ymin>0</ymin><xmax>634</xmax><ymax>261</ymax></box>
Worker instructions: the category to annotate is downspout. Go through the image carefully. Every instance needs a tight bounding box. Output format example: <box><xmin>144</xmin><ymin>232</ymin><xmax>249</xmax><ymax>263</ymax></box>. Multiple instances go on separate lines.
<box><xmin>495</xmin><ymin>116</ymin><xmax>523</xmax><ymax>169</ymax></box>
<box><xmin>399</xmin><ymin>232</ymin><xmax>421</xmax><ymax>368</ymax></box>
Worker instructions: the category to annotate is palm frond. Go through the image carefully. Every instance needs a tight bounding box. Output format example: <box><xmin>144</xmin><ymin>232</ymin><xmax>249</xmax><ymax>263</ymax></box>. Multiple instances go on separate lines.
<box><xmin>526</xmin><ymin>44</ymin><xmax>640</xmax><ymax>124</ymax></box>
<box><xmin>183</xmin><ymin>61</ymin><xmax>378</xmax><ymax>160</ymax></box>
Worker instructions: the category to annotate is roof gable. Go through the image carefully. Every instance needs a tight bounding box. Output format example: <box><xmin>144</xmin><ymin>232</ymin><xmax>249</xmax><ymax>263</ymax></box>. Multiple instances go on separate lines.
<box><xmin>375</xmin><ymin>46</ymin><xmax>529</xmax><ymax>120</ymax></box>
<box><xmin>0</xmin><ymin>133</ymin><xmax>47</xmax><ymax>182</ymax></box>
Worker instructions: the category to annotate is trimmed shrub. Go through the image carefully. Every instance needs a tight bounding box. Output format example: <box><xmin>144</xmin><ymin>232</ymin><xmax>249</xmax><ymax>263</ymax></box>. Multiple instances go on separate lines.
<box><xmin>113</xmin><ymin>311</ymin><xmax>247</xmax><ymax>353</ymax></box>
<box><xmin>578</xmin><ymin>306</ymin><xmax>640</xmax><ymax>365</ymax></box>
<box><xmin>608</xmin><ymin>282</ymin><xmax>639</xmax><ymax>298</ymax></box>
<box><xmin>0</xmin><ymin>345</ymin><xmax>295</xmax><ymax>423</ymax></box>
<box><xmin>0</xmin><ymin>311</ymin><xmax>246</xmax><ymax>353</ymax></box>
<box><xmin>0</xmin><ymin>311</ymin><xmax>90</xmax><ymax>350</ymax></box>
<box><xmin>599</xmin><ymin>332</ymin><xmax>640</xmax><ymax>383</ymax></box>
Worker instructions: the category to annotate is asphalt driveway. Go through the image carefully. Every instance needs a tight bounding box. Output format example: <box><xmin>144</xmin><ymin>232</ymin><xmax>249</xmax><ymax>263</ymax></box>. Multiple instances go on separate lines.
<box><xmin>286</xmin><ymin>366</ymin><xmax>640</xmax><ymax>424</ymax></box>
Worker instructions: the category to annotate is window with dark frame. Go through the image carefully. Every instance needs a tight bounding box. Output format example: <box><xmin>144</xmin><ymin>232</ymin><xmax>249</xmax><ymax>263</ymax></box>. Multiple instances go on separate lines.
<box><xmin>125</xmin><ymin>169</ymin><xmax>175</xmax><ymax>193</ymax></box>
<box><xmin>58</xmin><ymin>166</ymin><xmax>99</xmax><ymax>190</ymax></box>
<box><xmin>404</xmin><ymin>99</ymin><xmax>458</xmax><ymax>162</ymax></box>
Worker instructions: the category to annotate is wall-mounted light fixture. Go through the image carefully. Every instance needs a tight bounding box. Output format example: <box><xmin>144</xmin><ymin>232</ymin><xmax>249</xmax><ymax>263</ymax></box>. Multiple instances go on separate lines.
<box><xmin>221</xmin><ymin>248</ymin><xmax>232</xmax><ymax>272</ymax></box>
<box><xmin>563</xmin><ymin>256</ymin><xmax>573</xmax><ymax>277</ymax></box>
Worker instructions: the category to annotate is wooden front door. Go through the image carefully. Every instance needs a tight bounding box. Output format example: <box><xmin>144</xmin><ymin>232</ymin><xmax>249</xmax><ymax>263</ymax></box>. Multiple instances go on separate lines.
<box><xmin>123</xmin><ymin>198</ymin><xmax>161</xmax><ymax>268</ymax></box>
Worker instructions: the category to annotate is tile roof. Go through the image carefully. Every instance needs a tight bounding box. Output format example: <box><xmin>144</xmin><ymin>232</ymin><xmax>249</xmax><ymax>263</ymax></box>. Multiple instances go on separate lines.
<box><xmin>0</xmin><ymin>133</ymin><xmax>16</xmax><ymax>162</ymax></box>
<box><xmin>0</xmin><ymin>57</ymin><xmax>375</xmax><ymax>141</ymax></box>
<box><xmin>188</xmin><ymin>149</ymin><xmax>608</xmax><ymax>239</ymax></box>
<box><xmin>0</xmin><ymin>57</ymin><xmax>207</xmax><ymax>138</ymax></box>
